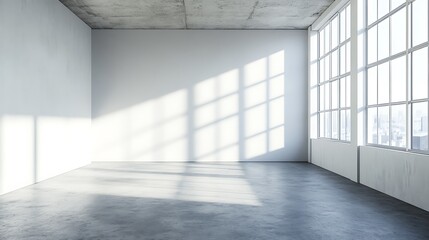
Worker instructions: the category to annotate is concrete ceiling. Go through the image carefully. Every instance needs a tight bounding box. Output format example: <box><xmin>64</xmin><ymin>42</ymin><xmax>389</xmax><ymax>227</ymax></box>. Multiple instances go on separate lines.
<box><xmin>59</xmin><ymin>0</ymin><xmax>335</xmax><ymax>29</ymax></box>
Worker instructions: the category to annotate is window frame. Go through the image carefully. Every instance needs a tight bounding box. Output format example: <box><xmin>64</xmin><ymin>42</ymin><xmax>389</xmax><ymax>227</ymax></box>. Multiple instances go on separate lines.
<box><xmin>317</xmin><ymin>3</ymin><xmax>352</xmax><ymax>142</ymax></box>
<box><xmin>365</xmin><ymin>0</ymin><xmax>429</xmax><ymax>153</ymax></box>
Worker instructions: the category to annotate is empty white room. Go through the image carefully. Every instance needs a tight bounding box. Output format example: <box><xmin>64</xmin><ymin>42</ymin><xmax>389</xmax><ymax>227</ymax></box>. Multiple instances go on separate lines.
<box><xmin>1</xmin><ymin>0</ymin><xmax>429</xmax><ymax>239</ymax></box>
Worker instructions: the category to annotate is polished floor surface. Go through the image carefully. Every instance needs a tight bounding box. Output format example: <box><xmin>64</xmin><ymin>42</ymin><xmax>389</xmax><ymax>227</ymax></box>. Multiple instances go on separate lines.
<box><xmin>1</xmin><ymin>162</ymin><xmax>429</xmax><ymax>240</ymax></box>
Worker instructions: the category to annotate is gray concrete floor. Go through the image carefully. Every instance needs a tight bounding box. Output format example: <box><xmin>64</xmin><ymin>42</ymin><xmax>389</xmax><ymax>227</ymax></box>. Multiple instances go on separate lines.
<box><xmin>1</xmin><ymin>162</ymin><xmax>429</xmax><ymax>240</ymax></box>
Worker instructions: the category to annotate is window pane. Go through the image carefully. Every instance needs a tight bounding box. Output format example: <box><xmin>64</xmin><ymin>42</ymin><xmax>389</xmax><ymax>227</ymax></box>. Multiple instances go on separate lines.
<box><xmin>391</xmin><ymin>104</ymin><xmax>406</xmax><ymax>148</ymax></box>
<box><xmin>412</xmin><ymin>47</ymin><xmax>428</xmax><ymax>100</ymax></box>
<box><xmin>412</xmin><ymin>0</ymin><xmax>428</xmax><ymax>47</ymax></box>
<box><xmin>346</xmin><ymin>42</ymin><xmax>351</xmax><ymax>73</ymax></box>
<box><xmin>391</xmin><ymin>0</ymin><xmax>405</xmax><ymax>10</ymax></box>
<box><xmin>368</xmin><ymin>66</ymin><xmax>378</xmax><ymax>105</ymax></box>
<box><xmin>332</xmin><ymin>16</ymin><xmax>339</xmax><ymax>49</ymax></box>
<box><xmin>325</xmin><ymin>24</ymin><xmax>331</xmax><ymax>54</ymax></box>
<box><xmin>345</xmin><ymin>76</ymin><xmax>351</xmax><ymax>107</ymax></box>
<box><xmin>340</xmin><ymin>45</ymin><xmax>347</xmax><ymax>74</ymax></box>
<box><xmin>332</xmin><ymin>50</ymin><xmax>339</xmax><ymax>78</ymax></box>
<box><xmin>320</xmin><ymin>57</ymin><xmax>325</xmax><ymax>83</ymax></box>
<box><xmin>391</xmin><ymin>8</ymin><xmax>407</xmax><ymax>55</ymax></box>
<box><xmin>320</xmin><ymin>112</ymin><xmax>325</xmax><ymax>137</ymax></box>
<box><xmin>320</xmin><ymin>29</ymin><xmax>325</xmax><ymax>56</ymax></box>
<box><xmin>378</xmin><ymin>0</ymin><xmax>390</xmax><ymax>19</ymax></box>
<box><xmin>340</xmin><ymin>9</ymin><xmax>346</xmax><ymax>42</ymax></box>
<box><xmin>378</xmin><ymin>61</ymin><xmax>390</xmax><ymax>104</ymax></box>
<box><xmin>346</xmin><ymin>5</ymin><xmax>351</xmax><ymax>39</ymax></box>
<box><xmin>325</xmin><ymin>112</ymin><xmax>332</xmax><ymax>138</ymax></box>
<box><xmin>325</xmin><ymin>82</ymin><xmax>330</xmax><ymax>110</ymax></box>
<box><xmin>345</xmin><ymin>109</ymin><xmax>351</xmax><ymax>141</ymax></box>
<box><xmin>391</xmin><ymin>56</ymin><xmax>407</xmax><ymax>102</ymax></box>
<box><xmin>378</xmin><ymin>106</ymin><xmax>390</xmax><ymax>145</ymax></box>
<box><xmin>368</xmin><ymin>26</ymin><xmax>378</xmax><ymax>64</ymax></box>
<box><xmin>368</xmin><ymin>0</ymin><xmax>378</xmax><ymax>25</ymax></box>
<box><xmin>320</xmin><ymin>84</ymin><xmax>325</xmax><ymax>111</ymax></box>
<box><xmin>412</xmin><ymin>102</ymin><xmax>428</xmax><ymax>150</ymax></box>
<box><xmin>332</xmin><ymin>80</ymin><xmax>338</xmax><ymax>109</ymax></box>
<box><xmin>378</xmin><ymin>19</ymin><xmax>390</xmax><ymax>60</ymax></box>
<box><xmin>340</xmin><ymin>78</ymin><xmax>346</xmax><ymax>108</ymax></box>
<box><xmin>325</xmin><ymin>54</ymin><xmax>330</xmax><ymax>82</ymax></box>
<box><xmin>332</xmin><ymin>110</ymin><xmax>339</xmax><ymax>139</ymax></box>
<box><xmin>368</xmin><ymin>107</ymin><xmax>378</xmax><ymax>144</ymax></box>
<box><xmin>340</xmin><ymin>110</ymin><xmax>351</xmax><ymax>141</ymax></box>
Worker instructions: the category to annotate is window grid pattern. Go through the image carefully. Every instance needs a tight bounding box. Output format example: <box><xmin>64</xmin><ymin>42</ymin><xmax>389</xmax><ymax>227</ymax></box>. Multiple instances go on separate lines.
<box><xmin>318</xmin><ymin>4</ymin><xmax>352</xmax><ymax>141</ymax></box>
<box><xmin>367</xmin><ymin>0</ymin><xmax>429</xmax><ymax>151</ymax></box>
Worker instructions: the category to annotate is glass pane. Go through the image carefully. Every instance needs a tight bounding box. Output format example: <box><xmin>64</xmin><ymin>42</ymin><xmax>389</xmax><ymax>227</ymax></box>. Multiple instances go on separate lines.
<box><xmin>320</xmin><ymin>84</ymin><xmax>325</xmax><ymax>111</ymax></box>
<box><xmin>412</xmin><ymin>47</ymin><xmax>428</xmax><ymax>100</ymax></box>
<box><xmin>340</xmin><ymin>78</ymin><xmax>346</xmax><ymax>108</ymax></box>
<box><xmin>413</xmin><ymin>0</ymin><xmax>429</xmax><ymax>47</ymax></box>
<box><xmin>346</xmin><ymin>42</ymin><xmax>351</xmax><ymax>73</ymax></box>
<box><xmin>368</xmin><ymin>66</ymin><xmax>378</xmax><ymax>105</ymax></box>
<box><xmin>332</xmin><ymin>16</ymin><xmax>339</xmax><ymax>49</ymax></box>
<box><xmin>325</xmin><ymin>82</ymin><xmax>330</xmax><ymax>110</ymax></box>
<box><xmin>378</xmin><ymin>106</ymin><xmax>390</xmax><ymax>145</ymax></box>
<box><xmin>391</xmin><ymin>0</ymin><xmax>405</xmax><ymax>10</ymax></box>
<box><xmin>346</xmin><ymin>5</ymin><xmax>351</xmax><ymax>39</ymax></box>
<box><xmin>332</xmin><ymin>80</ymin><xmax>338</xmax><ymax>109</ymax></box>
<box><xmin>320</xmin><ymin>112</ymin><xmax>325</xmax><ymax>137</ymax></box>
<box><xmin>340</xmin><ymin>45</ymin><xmax>347</xmax><ymax>74</ymax></box>
<box><xmin>368</xmin><ymin>26</ymin><xmax>378</xmax><ymax>64</ymax></box>
<box><xmin>412</xmin><ymin>102</ymin><xmax>428</xmax><ymax>150</ymax></box>
<box><xmin>320</xmin><ymin>57</ymin><xmax>325</xmax><ymax>83</ymax></box>
<box><xmin>332</xmin><ymin>110</ymin><xmax>339</xmax><ymax>139</ymax></box>
<box><xmin>340</xmin><ymin>110</ymin><xmax>346</xmax><ymax>140</ymax></box>
<box><xmin>325</xmin><ymin>111</ymin><xmax>332</xmax><ymax>138</ymax></box>
<box><xmin>345</xmin><ymin>109</ymin><xmax>351</xmax><ymax>141</ymax></box>
<box><xmin>378</xmin><ymin>0</ymin><xmax>390</xmax><ymax>19</ymax></box>
<box><xmin>320</xmin><ymin>29</ymin><xmax>325</xmax><ymax>56</ymax></box>
<box><xmin>368</xmin><ymin>107</ymin><xmax>378</xmax><ymax>144</ymax></box>
<box><xmin>325</xmin><ymin>24</ymin><xmax>331</xmax><ymax>54</ymax></box>
<box><xmin>325</xmin><ymin>54</ymin><xmax>330</xmax><ymax>82</ymax></box>
<box><xmin>340</xmin><ymin>9</ymin><xmax>346</xmax><ymax>42</ymax></box>
<box><xmin>345</xmin><ymin>76</ymin><xmax>351</xmax><ymax>108</ymax></box>
<box><xmin>378</xmin><ymin>19</ymin><xmax>390</xmax><ymax>61</ymax></box>
<box><xmin>378</xmin><ymin>61</ymin><xmax>390</xmax><ymax>104</ymax></box>
<box><xmin>391</xmin><ymin>56</ymin><xmax>407</xmax><ymax>102</ymax></box>
<box><xmin>332</xmin><ymin>50</ymin><xmax>339</xmax><ymax>78</ymax></box>
<box><xmin>368</xmin><ymin>0</ymin><xmax>378</xmax><ymax>25</ymax></box>
<box><xmin>391</xmin><ymin>104</ymin><xmax>406</xmax><ymax>148</ymax></box>
<box><xmin>391</xmin><ymin>8</ymin><xmax>407</xmax><ymax>55</ymax></box>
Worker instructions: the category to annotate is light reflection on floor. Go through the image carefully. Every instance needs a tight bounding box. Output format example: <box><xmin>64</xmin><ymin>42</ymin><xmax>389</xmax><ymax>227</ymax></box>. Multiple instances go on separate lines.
<box><xmin>43</xmin><ymin>162</ymin><xmax>262</xmax><ymax>206</ymax></box>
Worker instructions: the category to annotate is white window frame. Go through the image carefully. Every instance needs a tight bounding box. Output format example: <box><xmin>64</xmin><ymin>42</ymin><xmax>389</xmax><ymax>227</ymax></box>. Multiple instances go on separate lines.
<box><xmin>366</xmin><ymin>0</ymin><xmax>429</xmax><ymax>153</ymax></box>
<box><xmin>317</xmin><ymin>3</ymin><xmax>352</xmax><ymax>142</ymax></box>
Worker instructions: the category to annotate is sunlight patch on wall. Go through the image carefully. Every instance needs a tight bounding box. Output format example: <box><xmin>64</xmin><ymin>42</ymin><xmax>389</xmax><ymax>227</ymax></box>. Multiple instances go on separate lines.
<box><xmin>244</xmin><ymin>51</ymin><xmax>285</xmax><ymax>159</ymax></box>
<box><xmin>37</xmin><ymin>116</ymin><xmax>91</xmax><ymax>181</ymax></box>
<box><xmin>194</xmin><ymin>69</ymin><xmax>240</xmax><ymax>161</ymax></box>
<box><xmin>0</xmin><ymin>115</ymin><xmax>91</xmax><ymax>195</ymax></box>
<box><xmin>0</xmin><ymin>115</ymin><xmax>34</xmax><ymax>195</ymax></box>
<box><xmin>92</xmin><ymin>89</ymin><xmax>188</xmax><ymax>161</ymax></box>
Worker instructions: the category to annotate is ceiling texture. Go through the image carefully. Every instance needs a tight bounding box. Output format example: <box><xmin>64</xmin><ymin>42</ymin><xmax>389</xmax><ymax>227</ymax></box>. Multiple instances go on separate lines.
<box><xmin>59</xmin><ymin>0</ymin><xmax>335</xmax><ymax>29</ymax></box>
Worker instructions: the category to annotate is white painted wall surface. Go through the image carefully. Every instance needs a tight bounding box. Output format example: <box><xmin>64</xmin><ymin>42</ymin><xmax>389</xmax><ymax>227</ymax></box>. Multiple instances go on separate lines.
<box><xmin>0</xmin><ymin>0</ymin><xmax>92</xmax><ymax>195</ymax></box>
<box><xmin>92</xmin><ymin>30</ymin><xmax>307</xmax><ymax>162</ymax></box>
<box><xmin>311</xmin><ymin>139</ymin><xmax>358</xmax><ymax>181</ymax></box>
<box><xmin>360</xmin><ymin>146</ymin><xmax>429</xmax><ymax>211</ymax></box>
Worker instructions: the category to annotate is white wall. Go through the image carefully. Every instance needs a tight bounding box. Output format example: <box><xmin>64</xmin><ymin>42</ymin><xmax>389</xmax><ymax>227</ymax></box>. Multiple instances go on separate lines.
<box><xmin>360</xmin><ymin>147</ymin><xmax>429</xmax><ymax>211</ymax></box>
<box><xmin>0</xmin><ymin>0</ymin><xmax>92</xmax><ymax>195</ymax></box>
<box><xmin>92</xmin><ymin>30</ymin><xmax>307</xmax><ymax>162</ymax></box>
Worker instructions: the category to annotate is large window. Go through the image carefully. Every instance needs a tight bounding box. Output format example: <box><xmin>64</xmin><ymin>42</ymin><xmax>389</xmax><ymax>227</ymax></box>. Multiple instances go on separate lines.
<box><xmin>367</xmin><ymin>0</ymin><xmax>429</xmax><ymax>151</ymax></box>
<box><xmin>318</xmin><ymin>4</ymin><xmax>352</xmax><ymax>141</ymax></box>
